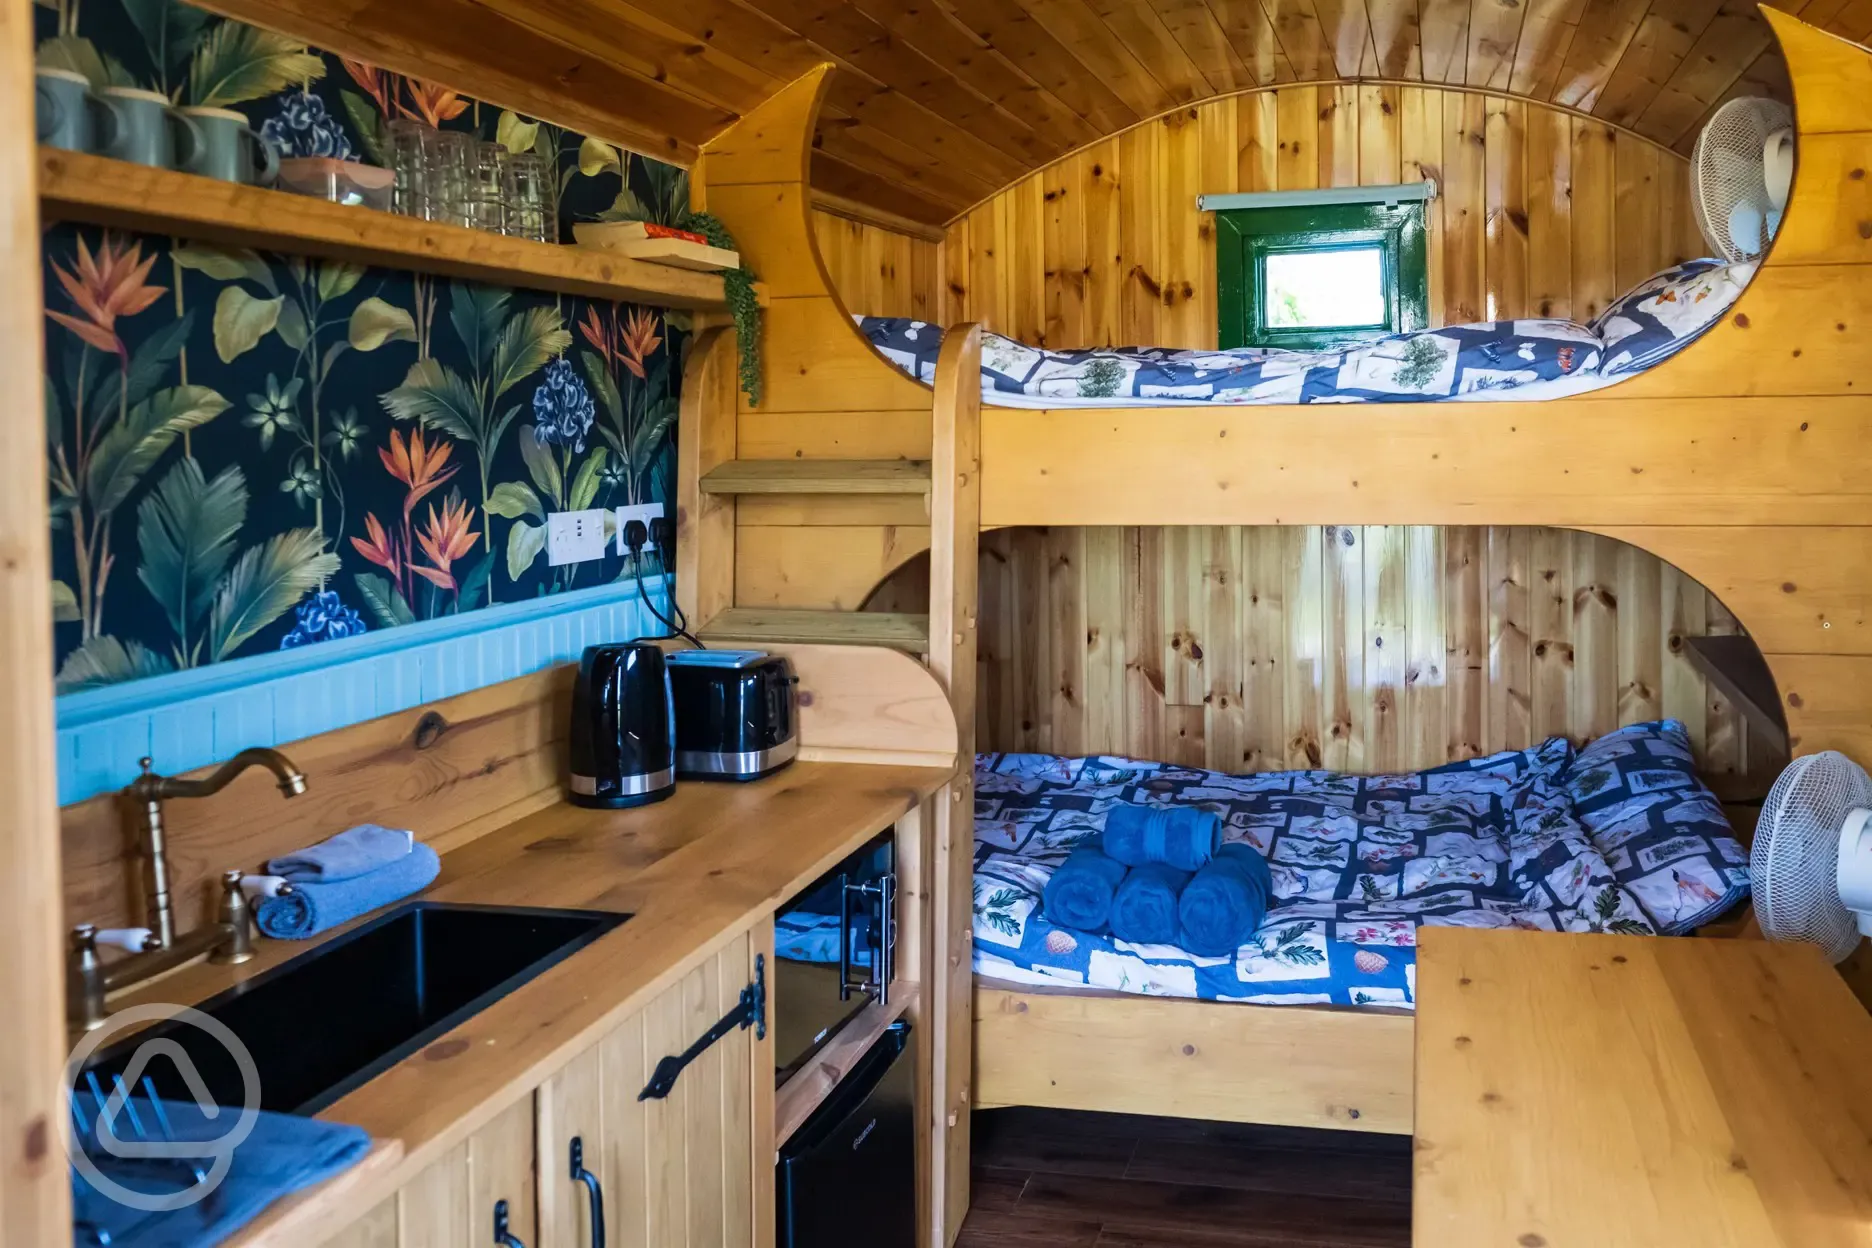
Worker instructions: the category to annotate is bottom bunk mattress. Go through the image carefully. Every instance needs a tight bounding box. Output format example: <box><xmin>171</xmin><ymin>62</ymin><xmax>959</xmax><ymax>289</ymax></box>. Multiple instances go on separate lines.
<box><xmin>972</xmin><ymin>720</ymin><xmax>1750</xmax><ymax>1010</ymax></box>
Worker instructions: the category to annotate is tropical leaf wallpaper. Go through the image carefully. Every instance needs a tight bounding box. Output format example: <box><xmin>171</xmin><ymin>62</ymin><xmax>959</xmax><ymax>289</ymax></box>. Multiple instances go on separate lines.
<box><xmin>37</xmin><ymin>0</ymin><xmax>688</xmax><ymax>692</ymax></box>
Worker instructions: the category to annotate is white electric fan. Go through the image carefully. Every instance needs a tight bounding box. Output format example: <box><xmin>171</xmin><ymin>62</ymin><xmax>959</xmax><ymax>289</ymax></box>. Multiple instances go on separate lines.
<box><xmin>1752</xmin><ymin>751</ymin><xmax>1872</xmax><ymax>963</ymax></box>
<box><xmin>1691</xmin><ymin>97</ymin><xmax>1796</xmax><ymax>260</ymax></box>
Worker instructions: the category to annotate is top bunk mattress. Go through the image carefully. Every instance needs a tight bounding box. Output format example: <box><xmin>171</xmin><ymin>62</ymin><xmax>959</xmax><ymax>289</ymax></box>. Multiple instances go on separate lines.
<box><xmin>971</xmin><ymin>720</ymin><xmax>1749</xmax><ymax>1011</ymax></box>
<box><xmin>862</xmin><ymin>259</ymin><xmax>1757</xmax><ymax>407</ymax></box>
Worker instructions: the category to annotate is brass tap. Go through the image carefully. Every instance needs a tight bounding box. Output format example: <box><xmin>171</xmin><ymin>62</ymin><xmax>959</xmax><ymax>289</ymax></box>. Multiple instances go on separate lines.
<box><xmin>69</xmin><ymin>871</ymin><xmax>257</xmax><ymax>1032</ymax></box>
<box><xmin>125</xmin><ymin>749</ymin><xmax>306</xmax><ymax>949</ymax></box>
<box><xmin>66</xmin><ymin>749</ymin><xmax>305</xmax><ymax>1032</ymax></box>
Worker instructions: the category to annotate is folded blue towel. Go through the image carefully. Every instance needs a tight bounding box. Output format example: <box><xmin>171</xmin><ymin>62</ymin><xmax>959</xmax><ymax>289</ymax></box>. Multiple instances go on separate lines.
<box><xmin>266</xmin><ymin>824</ymin><xmax>413</xmax><ymax>883</ymax></box>
<box><xmin>1103</xmin><ymin>803</ymin><xmax>1221</xmax><ymax>873</ymax></box>
<box><xmin>69</xmin><ymin>1093</ymin><xmax>369</xmax><ymax>1246</ymax></box>
<box><xmin>256</xmin><ymin>843</ymin><xmax>439</xmax><ymax>939</ymax></box>
<box><xmin>1041</xmin><ymin>847</ymin><xmax>1128</xmax><ymax>934</ymax></box>
<box><xmin>1178</xmin><ymin>842</ymin><xmax>1273</xmax><ymax>957</ymax></box>
<box><xmin>1109</xmin><ymin>861</ymin><xmax>1190</xmax><ymax>945</ymax></box>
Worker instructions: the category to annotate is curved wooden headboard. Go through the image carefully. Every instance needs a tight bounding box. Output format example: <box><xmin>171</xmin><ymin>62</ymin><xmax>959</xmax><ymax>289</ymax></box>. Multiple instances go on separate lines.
<box><xmin>689</xmin><ymin>10</ymin><xmax>1872</xmax><ymax>764</ymax></box>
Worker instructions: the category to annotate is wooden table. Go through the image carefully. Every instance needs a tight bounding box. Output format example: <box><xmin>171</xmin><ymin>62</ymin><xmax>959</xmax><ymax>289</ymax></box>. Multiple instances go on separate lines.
<box><xmin>1414</xmin><ymin>928</ymin><xmax>1872</xmax><ymax>1248</ymax></box>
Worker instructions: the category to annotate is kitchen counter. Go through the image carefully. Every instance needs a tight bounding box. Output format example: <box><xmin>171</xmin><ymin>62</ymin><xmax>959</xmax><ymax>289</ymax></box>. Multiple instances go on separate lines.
<box><xmin>114</xmin><ymin>758</ymin><xmax>950</xmax><ymax>1242</ymax></box>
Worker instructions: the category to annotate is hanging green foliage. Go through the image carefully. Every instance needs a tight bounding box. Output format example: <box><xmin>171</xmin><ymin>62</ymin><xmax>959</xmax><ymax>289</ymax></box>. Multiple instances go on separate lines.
<box><xmin>680</xmin><ymin>212</ymin><xmax>761</xmax><ymax>408</ymax></box>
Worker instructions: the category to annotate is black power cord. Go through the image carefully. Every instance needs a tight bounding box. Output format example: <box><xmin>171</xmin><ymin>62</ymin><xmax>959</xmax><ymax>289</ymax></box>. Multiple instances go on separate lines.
<box><xmin>624</xmin><ymin>516</ymin><xmax>704</xmax><ymax>649</ymax></box>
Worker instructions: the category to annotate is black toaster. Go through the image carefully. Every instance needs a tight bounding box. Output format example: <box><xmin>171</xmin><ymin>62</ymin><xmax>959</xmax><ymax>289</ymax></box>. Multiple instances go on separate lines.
<box><xmin>666</xmin><ymin>650</ymin><xmax>798</xmax><ymax>781</ymax></box>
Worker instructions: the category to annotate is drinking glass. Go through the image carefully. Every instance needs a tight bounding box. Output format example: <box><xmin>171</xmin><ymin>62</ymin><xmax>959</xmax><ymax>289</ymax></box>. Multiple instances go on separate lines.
<box><xmin>503</xmin><ymin>152</ymin><xmax>552</xmax><ymax>242</ymax></box>
<box><xmin>386</xmin><ymin>119</ymin><xmax>430</xmax><ymax>218</ymax></box>
<box><xmin>425</xmin><ymin>130</ymin><xmax>474</xmax><ymax>228</ymax></box>
<box><xmin>463</xmin><ymin>140</ymin><xmax>508</xmax><ymax>235</ymax></box>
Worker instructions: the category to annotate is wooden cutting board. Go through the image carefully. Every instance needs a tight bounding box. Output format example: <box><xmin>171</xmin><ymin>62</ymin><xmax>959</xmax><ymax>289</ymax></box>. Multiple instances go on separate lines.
<box><xmin>572</xmin><ymin>222</ymin><xmax>739</xmax><ymax>271</ymax></box>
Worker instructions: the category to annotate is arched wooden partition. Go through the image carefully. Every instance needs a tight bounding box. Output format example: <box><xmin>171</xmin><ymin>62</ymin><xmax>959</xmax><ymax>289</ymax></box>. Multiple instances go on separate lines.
<box><xmin>686</xmin><ymin>15</ymin><xmax>1871</xmax><ymax>1241</ymax></box>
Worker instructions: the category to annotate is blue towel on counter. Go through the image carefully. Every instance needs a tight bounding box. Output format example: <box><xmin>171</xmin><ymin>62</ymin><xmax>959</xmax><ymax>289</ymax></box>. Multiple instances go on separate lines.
<box><xmin>1109</xmin><ymin>861</ymin><xmax>1190</xmax><ymax>945</ymax></box>
<box><xmin>1103</xmin><ymin>803</ymin><xmax>1221</xmax><ymax>873</ymax></box>
<box><xmin>256</xmin><ymin>842</ymin><xmax>439</xmax><ymax>939</ymax></box>
<box><xmin>1178</xmin><ymin>842</ymin><xmax>1274</xmax><ymax>957</ymax></box>
<box><xmin>1041</xmin><ymin>847</ymin><xmax>1128</xmax><ymax>934</ymax></box>
<box><xmin>69</xmin><ymin>1093</ymin><xmax>369</xmax><ymax>1247</ymax></box>
<box><xmin>266</xmin><ymin>824</ymin><xmax>412</xmax><ymax>883</ymax></box>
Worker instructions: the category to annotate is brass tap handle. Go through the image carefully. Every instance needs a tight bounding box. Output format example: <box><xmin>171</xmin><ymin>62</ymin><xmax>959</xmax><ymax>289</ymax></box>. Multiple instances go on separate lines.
<box><xmin>69</xmin><ymin>925</ymin><xmax>107</xmax><ymax>1032</ymax></box>
<box><xmin>211</xmin><ymin>870</ymin><xmax>256</xmax><ymax>965</ymax></box>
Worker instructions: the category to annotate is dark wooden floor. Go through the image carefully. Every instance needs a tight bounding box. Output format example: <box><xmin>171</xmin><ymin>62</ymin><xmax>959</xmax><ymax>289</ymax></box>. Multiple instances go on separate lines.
<box><xmin>958</xmin><ymin>1107</ymin><xmax>1413</xmax><ymax>1248</ymax></box>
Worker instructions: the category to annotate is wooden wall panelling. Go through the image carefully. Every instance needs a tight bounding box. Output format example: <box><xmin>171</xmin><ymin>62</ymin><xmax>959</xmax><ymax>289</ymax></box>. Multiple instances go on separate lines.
<box><xmin>62</xmin><ymin>667</ymin><xmax>575</xmax><ymax>934</ymax></box>
<box><xmin>1527</xmin><ymin>102</ymin><xmax>1575</xmax><ymax>317</ymax></box>
<box><xmin>934</xmin><ymin>86</ymin><xmax>1707</xmax><ymax>351</ymax></box>
<box><xmin>915</xmin><ymin>526</ymin><xmax>1768</xmax><ymax>784</ymax></box>
<box><xmin>2</xmin><ymin>0</ymin><xmax>67</xmax><ymax>1231</ymax></box>
<box><xmin>811</xmin><ymin>209</ymin><xmax>940</xmax><ymax>320</ymax></box>
<box><xmin>1400</xmin><ymin>86</ymin><xmax>1447</xmax><ymax>324</ymax></box>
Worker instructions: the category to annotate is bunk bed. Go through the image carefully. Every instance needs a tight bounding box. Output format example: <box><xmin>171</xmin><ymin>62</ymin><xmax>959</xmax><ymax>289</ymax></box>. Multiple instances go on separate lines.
<box><xmin>674</xmin><ymin>2</ymin><xmax>1872</xmax><ymax>1213</ymax></box>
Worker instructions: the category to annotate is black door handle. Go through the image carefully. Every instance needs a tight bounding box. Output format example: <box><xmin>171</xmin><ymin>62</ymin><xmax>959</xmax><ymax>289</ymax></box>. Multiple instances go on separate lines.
<box><xmin>493</xmin><ymin>1198</ymin><xmax>526</xmax><ymax>1248</ymax></box>
<box><xmin>570</xmin><ymin>1136</ymin><xmax>605</xmax><ymax>1248</ymax></box>
<box><xmin>640</xmin><ymin>954</ymin><xmax>766</xmax><ymax>1100</ymax></box>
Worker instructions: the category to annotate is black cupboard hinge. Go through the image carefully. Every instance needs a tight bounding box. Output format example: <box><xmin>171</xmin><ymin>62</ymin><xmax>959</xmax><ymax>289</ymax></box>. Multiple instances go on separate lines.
<box><xmin>639</xmin><ymin>953</ymin><xmax>765</xmax><ymax>1101</ymax></box>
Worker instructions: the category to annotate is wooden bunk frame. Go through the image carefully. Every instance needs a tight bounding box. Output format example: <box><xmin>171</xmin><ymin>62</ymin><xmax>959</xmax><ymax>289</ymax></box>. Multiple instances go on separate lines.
<box><xmin>677</xmin><ymin>9</ymin><xmax>1872</xmax><ymax>1204</ymax></box>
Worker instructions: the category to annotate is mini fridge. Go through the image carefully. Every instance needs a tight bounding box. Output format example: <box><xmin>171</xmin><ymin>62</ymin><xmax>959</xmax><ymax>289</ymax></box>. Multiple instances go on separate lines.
<box><xmin>776</xmin><ymin>1020</ymin><xmax>916</xmax><ymax>1248</ymax></box>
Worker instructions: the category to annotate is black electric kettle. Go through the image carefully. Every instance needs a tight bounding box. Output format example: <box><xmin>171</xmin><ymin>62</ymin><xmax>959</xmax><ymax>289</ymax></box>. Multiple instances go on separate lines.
<box><xmin>568</xmin><ymin>641</ymin><xmax>676</xmax><ymax>808</ymax></box>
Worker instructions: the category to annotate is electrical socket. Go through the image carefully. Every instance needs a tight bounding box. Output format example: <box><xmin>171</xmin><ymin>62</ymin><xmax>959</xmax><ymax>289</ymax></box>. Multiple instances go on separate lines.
<box><xmin>546</xmin><ymin>509</ymin><xmax>610</xmax><ymax>566</ymax></box>
<box><xmin>615</xmin><ymin>502</ymin><xmax>666</xmax><ymax>554</ymax></box>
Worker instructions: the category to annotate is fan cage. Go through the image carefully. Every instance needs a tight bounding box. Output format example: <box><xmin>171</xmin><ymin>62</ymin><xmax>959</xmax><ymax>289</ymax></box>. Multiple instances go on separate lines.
<box><xmin>1692</xmin><ymin>97</ymin><xmax>1794</xmax><ymax>262</ymax></box>
<box><xmin>1753</xmin><ymin>750</ymin><xmax>1872</xmax><ymax>962</ymax></box>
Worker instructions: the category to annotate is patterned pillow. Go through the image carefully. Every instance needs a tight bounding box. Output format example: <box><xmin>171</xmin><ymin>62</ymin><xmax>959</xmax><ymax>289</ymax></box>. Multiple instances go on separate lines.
<box><xmin>1589</xmin><ymin>260</ymin><xmax>1758</xmax><ymax>376</ymax></box>
<box><xmin>1561</xmin><ymin>720</ymin><xmax>1750</xmax><ymax>933</ymax></box>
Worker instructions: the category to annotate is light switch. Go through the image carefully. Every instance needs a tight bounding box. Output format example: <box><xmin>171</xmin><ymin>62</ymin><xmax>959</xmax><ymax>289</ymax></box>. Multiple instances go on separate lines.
<box><xmin>546</xmin><ymin>509</ymin><xmax>610</xmax><ymax>566</ymax></box>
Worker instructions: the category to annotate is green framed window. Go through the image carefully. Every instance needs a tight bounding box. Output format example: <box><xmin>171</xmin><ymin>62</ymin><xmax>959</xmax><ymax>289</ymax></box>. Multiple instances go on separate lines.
<box><xmin>1215</xmin><ymin>201</ymin><xmax>1429</xmax><ymax>351</ymax></box>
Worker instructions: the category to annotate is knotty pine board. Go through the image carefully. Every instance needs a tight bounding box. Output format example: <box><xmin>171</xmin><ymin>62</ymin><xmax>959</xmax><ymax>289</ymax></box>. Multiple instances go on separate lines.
<box><xmin>873</xmin><ymin>526</ymin><xmax>1764</xmax><ymax>784</ymax></box>
<box><xmin>930</xmin><ymin>86</ymin><xmax>1707</xmax><ymax>348</ymax></box>
<box><xmin>812</xmin><ymin>209</ymin><xmax>939</xmax><ymax>320</ymax></box>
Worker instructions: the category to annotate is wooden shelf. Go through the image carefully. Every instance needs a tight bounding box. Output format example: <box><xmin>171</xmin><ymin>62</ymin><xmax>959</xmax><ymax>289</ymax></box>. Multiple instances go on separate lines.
<box><xmin>700</xmin><ymin>459</ymin><xmax>932</xmax><ymax>495</ymax></box>
<box><xmin>1681</xmin><ymin>635</ymin><xmax>1790</xmax><ymax>756</ymax></box>
<box><xmin>39</xmin><ymin>147</ymin><xmax>753</xmax><ymax>311</ymax></box>
<box><xmin>775</xmin><ymin>983</ymin><xmax>915</xmax><ymax>1150</ymax></box>
<box><xmin>699</xmin><ymin>608</ymin><xmax>929</xmax><ymax>653</ymax></box>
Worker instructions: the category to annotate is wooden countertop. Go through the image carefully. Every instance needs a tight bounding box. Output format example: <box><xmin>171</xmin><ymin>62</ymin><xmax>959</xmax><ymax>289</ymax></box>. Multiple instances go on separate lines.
<box><xmin>114</xmin><ymin>759</ymin><xmax>948</xmax><ymax>1232</ymax></box>
<box><xmin>1413</xmin><ymin>928</ymin><xmax>1872</xmax><ymax>1248</ymax></box>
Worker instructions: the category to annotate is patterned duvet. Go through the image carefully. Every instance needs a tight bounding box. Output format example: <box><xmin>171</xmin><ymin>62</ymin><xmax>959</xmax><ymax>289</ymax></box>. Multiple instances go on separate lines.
<box><xmin>971</xmin><ymin>721</ymin><xmax>1749</xmax><ymax>1010</ymax></box>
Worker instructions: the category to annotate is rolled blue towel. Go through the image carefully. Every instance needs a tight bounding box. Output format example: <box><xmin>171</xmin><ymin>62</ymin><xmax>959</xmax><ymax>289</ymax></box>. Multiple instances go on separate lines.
<box><xmin>70</xmin><ymin>1092</ymin><xmax>369</xmax><ymax>1245</ymax></box>
<box><xmin>1109</xmin><ymin>861</ymin><xmax>1191</xmax><ymax>946</ymax></box>
<box><xmin>1103</xmin><ymin>803</ymin><xmax>1222</xmax><ymax>873</ymax></box>
<box><xmin>1041</xmin><ymin>847</ymin><xmax>1128</xmax><ymax>934</ymax></box>
<box><xmin>1178</xmin><ymin>842</ymin><xmax>1273</xmax><ymax>957</ymax></box>
<box><xmin>257</xmin><ymin>843</ymin><xmax>440</xmax><ymax>939</ymax></box>
<box><xmin>267</xmin><ymin>823</ymin><xmax>413</xmax><ymax>883</ymax></box>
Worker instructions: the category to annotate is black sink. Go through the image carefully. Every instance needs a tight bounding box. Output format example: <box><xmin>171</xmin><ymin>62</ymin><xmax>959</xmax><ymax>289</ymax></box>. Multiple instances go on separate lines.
<box><xmin>84</xmin><ymin>901</ymin><xmax>628</xmax><ymax>1115</ymax></box>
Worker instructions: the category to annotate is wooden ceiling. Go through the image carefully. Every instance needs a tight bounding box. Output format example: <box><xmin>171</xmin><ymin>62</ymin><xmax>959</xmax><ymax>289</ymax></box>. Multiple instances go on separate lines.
<box><xmin>221</xmin><ymin>0</ymin><xmax>1867</xmax><ymax>226</ymax></box>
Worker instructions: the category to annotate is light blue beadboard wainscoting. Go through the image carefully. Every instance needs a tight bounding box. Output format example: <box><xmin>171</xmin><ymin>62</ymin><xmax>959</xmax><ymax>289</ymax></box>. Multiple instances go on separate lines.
<box><xmin>56</xmin><ymin>577</ymin><xmax>674</xmax><ymax>806</ymax></box>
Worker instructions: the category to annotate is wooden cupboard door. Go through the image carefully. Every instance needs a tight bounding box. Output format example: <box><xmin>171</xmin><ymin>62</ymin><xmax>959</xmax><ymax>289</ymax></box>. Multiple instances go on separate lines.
<box><xmin>538</xmin><ymin>1042</ymin><xmax>604</xmax><ymax>1248</ymax></box>
<box><xmin>469</xmin><ymin>1095</ymin><xmax>538</xmax><ymax>1248</ymax></box>
<box><xmin>396</xmin><ymin>1139</ymin><xmax>470</xmax><ymax>1248</ymax></box>
<box><xmin>357</xmin><ymin>1095</ymin><xmax>534</xmax><ymax>1247</ymax></box>
<box><xmin>326</xmin><ymin>1193</ymin><xmax>397</xmax><ymax>1246</ymax></box>
<box><xmin>538</xmin><ymin>932</ymin><xmax>759</xmax><ymax>1248</ymax></box>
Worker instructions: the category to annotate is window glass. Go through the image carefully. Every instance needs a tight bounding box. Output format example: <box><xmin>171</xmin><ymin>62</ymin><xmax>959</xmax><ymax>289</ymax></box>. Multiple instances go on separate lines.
<box><xmin>1263</xmin><ymin>247</ymin><xmax>1386</xmax><ymax>329</ymax></box>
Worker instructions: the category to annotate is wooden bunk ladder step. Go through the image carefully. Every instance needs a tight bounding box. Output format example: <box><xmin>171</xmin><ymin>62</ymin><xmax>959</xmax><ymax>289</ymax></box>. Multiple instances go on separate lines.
<box><xmin>1681</xmin><ymin>635</ymin><xmax>1791</xmax><ymax>755</ymax></box>
<box><xmin>697</xmin><ymin>607</ymin><xmax>930</xmax><ymax>653</ymax></box>
<box><xmin>698</xmin><ymin>459</ymin><xmax>932</xmax><ymax>495</ymax></box>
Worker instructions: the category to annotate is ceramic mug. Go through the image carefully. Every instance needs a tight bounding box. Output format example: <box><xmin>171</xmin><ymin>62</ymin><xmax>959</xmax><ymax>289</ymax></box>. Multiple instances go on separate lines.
<box><xmin>98</xmin><ymin>87</ymin><xmax>202</xmax><ymax>170</ymax></box>
<box><xmin>35</xmin><ymin>67</ymin><xmax>120</xmax><ymax>153</ymax></box>
<box><xmin>179</xmin><ymin>106</ymin><xmax>280</xmax><ymax>185</ymax></box>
